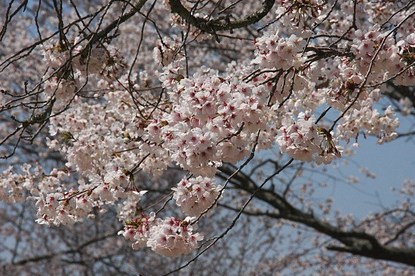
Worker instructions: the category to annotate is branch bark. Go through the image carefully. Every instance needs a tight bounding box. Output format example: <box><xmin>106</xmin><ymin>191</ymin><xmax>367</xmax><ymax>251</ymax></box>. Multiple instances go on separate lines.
<box><xmin>168</xmin><ymin>0</ymin><xmax>274</xmax><ymax>34</ymax></box>
<box><xmin>219</xmin><ymin>164</ymin><xmax>415</xmax><ymax>267</ymax></box>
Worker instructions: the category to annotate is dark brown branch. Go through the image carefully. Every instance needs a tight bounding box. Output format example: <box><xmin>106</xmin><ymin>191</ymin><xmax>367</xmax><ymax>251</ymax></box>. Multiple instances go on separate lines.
<box><xmin>168</xmin><ymin>0</ymin><xmax>274</xmax><ymax>35</ymax></box>
<box><xmin>220</xmin><ymin>164</ymin><xmax>415</xmax><ymax>267</ymax></box>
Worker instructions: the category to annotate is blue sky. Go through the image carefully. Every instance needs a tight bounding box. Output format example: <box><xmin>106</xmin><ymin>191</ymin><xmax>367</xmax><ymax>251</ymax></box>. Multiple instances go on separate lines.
<box><xmin>323</xmin><ymin>113</ymin><xmax>415</xmax><ymax>218</ymax></box>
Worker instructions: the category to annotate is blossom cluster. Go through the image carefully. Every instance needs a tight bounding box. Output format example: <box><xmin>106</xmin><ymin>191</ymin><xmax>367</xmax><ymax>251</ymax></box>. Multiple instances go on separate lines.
<box><xmin>172</xmin><ymin>176</ymin><xmax>221</xmax><ymax>217</ymax></box>
<box><xmin>119</xmin><ymin>215</ymin><xmax>203</xmax><ymax>257</ymax></box>
<box><xmin>40</xmin><ymin>38</ymin><xmax>124</xmax><ymax>112</ymax></box>
<box><xmin>155</xmin><ymin>66</ymin><xmax>271</xmax><ymax>176</ymax></box>
<box><xmin>0</xmin><ymin>164</ymin><xmax>41</xmax><ymax>203</ymax></box>
<box><xmin>253</xmin><ymin>31</ymin><xmax>307</xmax><ymax>70</ymax></box>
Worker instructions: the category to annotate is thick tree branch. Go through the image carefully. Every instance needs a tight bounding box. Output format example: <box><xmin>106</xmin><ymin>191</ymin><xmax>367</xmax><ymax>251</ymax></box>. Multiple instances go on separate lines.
<box><xmin>219</xmin><ymin>164</ymin><xmax>415</xmax><ymax>267</ymax></box>
<box><xmin>168</xmin><ymin>0</ymin><xmax>274</xmax><ymax>34</ymax></box>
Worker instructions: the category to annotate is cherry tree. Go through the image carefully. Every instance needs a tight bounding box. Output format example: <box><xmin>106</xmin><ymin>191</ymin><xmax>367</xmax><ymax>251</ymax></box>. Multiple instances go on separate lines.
<box><xmin>1</xmin><ymin>0</ymin><xmax>415</xmax><ymax>274</ymax></box>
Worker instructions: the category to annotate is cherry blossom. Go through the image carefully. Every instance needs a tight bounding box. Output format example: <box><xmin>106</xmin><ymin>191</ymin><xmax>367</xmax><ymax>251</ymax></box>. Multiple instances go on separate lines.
<box><xmin>172</xmin><ymin>176</ymin><xmax>221</xmax><ymax>217</ymax></box>
<box><xmin>1</xmin><ymin>0</ymin><xmax>415</xmax><ymax>271</ymax></box>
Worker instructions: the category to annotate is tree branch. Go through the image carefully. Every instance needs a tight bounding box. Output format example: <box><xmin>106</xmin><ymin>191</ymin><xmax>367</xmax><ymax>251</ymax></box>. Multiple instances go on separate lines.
<box><xmin>168</xmin><ymin>0</ymin><xmax>274</xmax><ymax>35</ymax></box>
<box><xmin>12</xmin><ymin>229</ymin><xmax>120</xmax><ymax>266</ymax></box>
<box><xmin>220</xmin><ymin>164</ymin><xmax>415</xmax><ymax>267</ymax></box>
